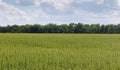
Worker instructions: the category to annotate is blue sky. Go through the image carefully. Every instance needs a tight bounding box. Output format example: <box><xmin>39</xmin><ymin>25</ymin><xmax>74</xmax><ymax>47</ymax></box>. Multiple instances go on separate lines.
<box><xmin>0</xmin><ymin>0</ymin><xmax>120</xmax><ymax>25</ymax></box>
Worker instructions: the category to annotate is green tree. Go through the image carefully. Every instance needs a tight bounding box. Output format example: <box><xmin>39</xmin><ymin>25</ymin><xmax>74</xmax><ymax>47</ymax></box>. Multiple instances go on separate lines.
<box><xmin>74</xmin><ymin>23</ymin><xmax>83</xmax><ymax>33</ymax></box>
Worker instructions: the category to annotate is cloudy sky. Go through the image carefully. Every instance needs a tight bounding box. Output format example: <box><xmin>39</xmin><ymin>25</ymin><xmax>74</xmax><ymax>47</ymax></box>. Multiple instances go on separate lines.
<box><xmin>0</xmin><ymin>0</ymin><xmax>120</xmax><ymax>25</ymax></box>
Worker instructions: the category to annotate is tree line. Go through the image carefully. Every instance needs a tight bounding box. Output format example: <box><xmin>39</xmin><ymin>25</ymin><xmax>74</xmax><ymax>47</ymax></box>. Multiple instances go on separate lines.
<box><xmin>0</xmin><ymin>23</ymin><xmax>120</xmax><ymax>33</ymax></box>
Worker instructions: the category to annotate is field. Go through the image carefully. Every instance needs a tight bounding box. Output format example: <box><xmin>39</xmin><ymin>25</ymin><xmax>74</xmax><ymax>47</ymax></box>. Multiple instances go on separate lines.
<box><xmin>0</xmin><ymin>34</ymin><xmax>120</xmax><ymax>70</ymax></box>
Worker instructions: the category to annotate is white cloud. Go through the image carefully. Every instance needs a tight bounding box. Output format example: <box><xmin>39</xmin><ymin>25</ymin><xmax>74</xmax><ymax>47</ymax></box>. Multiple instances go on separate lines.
<box><xmin>15</xmin><ymin>0</ymin><xmax>73</xmax><ymax>10</ymax></box>
<box><xmin>41</xmin><ymin>0</ymin><xmax>73</xmax><ymax>10</ymax></box>
<box><xmin>75</xmin><ymin>0</ymin><xmax>94</xmax><ymax>3</ymax></box>
<box><xmin>73</xmin><ymin>6</ymin><xmax>120</xmax><ymax>24</ymax></box>
<box><xmin>1</xmin><ymin>0</ymin><xmax>120</xmax><ymax>25</ymax></box>
<box><xmin>117</xmin><ymin>0</ymin><xmax>120</xmax><ymax>7</ymax></box>
<box><xmin>30</xmin><ymin>9</ymin><xmax>49</xmax><ymax>18</ymax></box>
<box><xmin>96</xmin><ymin>0</ymin><xmax>104</xmax><ymax>4</ymax></box>
<box><xmin>0</xmin><ymin>1</ymin><xmax>32</xmax><ymax>25</ymax></box>
<box><xmin>15</xmin><ymin>0</ymin><xmax>41</xmax><ymax>6</ymax></box>
<box><xmin>14</xmin><ymin>0</ymin><xmax>36</xmax><ymax>6</ymax></box>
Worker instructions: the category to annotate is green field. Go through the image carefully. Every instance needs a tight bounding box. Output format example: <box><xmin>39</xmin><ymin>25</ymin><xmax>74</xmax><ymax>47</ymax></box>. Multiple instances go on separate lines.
<box><xmin>0</xmin><ymin>34</ymin><xmax>120</xmax><ymax>70</ymax></box>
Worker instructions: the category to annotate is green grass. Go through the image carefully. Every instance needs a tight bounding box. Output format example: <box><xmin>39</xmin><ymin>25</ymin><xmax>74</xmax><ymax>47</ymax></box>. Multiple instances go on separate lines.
<box><xmin>0</xmin><ymin>34</ymin><xmax>120</xmax><ymax>70</ymax></box>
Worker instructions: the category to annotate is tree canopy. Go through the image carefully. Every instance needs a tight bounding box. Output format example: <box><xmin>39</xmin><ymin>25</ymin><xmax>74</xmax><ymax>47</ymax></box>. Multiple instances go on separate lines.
<box><xmin>0</xmin><ymin>23</ymin><xmax>120</xmax><ymax>33</ymax></box>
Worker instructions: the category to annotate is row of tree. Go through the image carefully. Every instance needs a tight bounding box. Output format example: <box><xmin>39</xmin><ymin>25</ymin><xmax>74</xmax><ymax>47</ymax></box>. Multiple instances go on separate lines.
<box><xmin>0</xmin><ymin>23</ymin><xmax>120</xmax><ymax>33</ymax></box>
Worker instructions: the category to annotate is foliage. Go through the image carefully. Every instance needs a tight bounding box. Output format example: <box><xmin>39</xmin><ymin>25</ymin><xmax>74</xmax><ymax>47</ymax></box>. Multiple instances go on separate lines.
<box><xmin>1</xmin><ymin>23</ymin><xmax>120</xmax><ymax>33</ymax></box>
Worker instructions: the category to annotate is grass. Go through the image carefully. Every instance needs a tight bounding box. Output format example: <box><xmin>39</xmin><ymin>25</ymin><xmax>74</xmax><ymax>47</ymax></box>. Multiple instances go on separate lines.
<box><xmin>0</xmin><ymin>34</ymin><xmax>120</xmax><ymax>70</ymax></box>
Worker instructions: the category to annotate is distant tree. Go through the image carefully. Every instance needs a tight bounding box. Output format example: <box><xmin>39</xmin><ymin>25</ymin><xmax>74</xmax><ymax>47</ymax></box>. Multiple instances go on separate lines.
<box><xmin>69</xmin><ymin>23</ymin><xmax>76</xmax><ymax>33</ymax></box>
<box><xmin>74</xmin><ymin>23</ymin><xmax>83</xmax><ymax>33</ymax></box>
<box><xmin>11</xmin><ymin>25</ymin><xmax>20</xmax><ymax>33</ymax></box>
<box><xmin>99</xmin><ymin>25</ymin><xmax>105</xmax><ymax>33</ymax></box>
<box><xmin>0</xmin><ymin>27</ymin><xmax>7</xmax><ymax>33</ymax></box>
<box><xmin>88</xmin><ymin>24</ymin><xmax>100</xmax><ymax>33</ymax></box>
<box><xmin>0</xmin><ymin>23</ymin><xmax>120</xmax><ymax>33</ymax></box>
<box><xmin>116</xmin><ymin>24</ymin><xmax>120</xmax><ymax>33</ymax></box>
<box><xmin>44</xmin><ymin>23</ymin><xmax>58</xmax><ymax>33</ymax></box>
<box><xmin>29</xmin><ymin>24</ymin><xmax>41</xmax><ymax>33</ymax></box>
<box><xmin>82</xmin><ymin>24</ymin><xmax>90</xmax><ymax>33</ymax></box>
<box><xmin>107</xmin><ymin>24</ymin><xmax>115</xmax><ymax>33</ymax></box>
<box><xmin>58</xmin><ymin>24</ymin><xmax>69</xmax><ymax>33</ymax></box>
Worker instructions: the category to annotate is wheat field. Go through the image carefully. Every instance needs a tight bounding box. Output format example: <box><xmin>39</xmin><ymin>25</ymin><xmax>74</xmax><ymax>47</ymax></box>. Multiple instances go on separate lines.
<box><xmin>0</xmin><ymin>34</ymin><xmax>120</xmax><ymax>70</ymax></box>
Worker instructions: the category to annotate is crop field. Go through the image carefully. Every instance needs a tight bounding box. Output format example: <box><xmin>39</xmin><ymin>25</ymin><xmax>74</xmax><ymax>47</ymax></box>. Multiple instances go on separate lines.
<box><xmin>0</xmin><ymin>34</ymin><xmax>120</xmax><ymax>70</ymax></box>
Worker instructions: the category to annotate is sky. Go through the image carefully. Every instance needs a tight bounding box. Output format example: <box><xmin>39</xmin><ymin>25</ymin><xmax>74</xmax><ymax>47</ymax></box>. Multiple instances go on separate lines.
<box><xmin>0</xmin><ymin>0</ymin><xmax>120</xmax><ymax>25</ymax></box>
